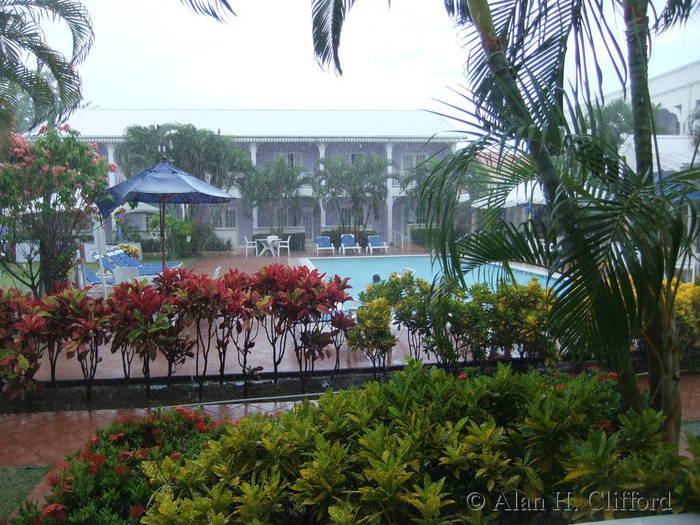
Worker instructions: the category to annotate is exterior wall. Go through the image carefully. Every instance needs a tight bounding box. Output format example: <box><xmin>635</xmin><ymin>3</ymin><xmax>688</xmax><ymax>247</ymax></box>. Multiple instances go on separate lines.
<box><xmin>255</xmin><ymin>142</ymin><xmax>320</xmax><ymax>172</ymax></box>
<box><xmin>609</xmin><ymin>60</ymin><xmax>700</xmax><ymax>135</ymax></box>
<box><xmin>96</xmin><ymin>137</ymin><xmax>458</xmax><ymax>249</ymax></box>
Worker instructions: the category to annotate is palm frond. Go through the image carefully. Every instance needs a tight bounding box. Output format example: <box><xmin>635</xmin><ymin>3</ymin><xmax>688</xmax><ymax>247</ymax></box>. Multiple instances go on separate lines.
<box><xmin>311</xmin><ymin>0</ymin><xmax>358</xmax><ymax>74</ymax></box>
<box><xmin>179</xmin><ymin>0</ymin><xmax>234</xmax><ymax>21</ymax></box>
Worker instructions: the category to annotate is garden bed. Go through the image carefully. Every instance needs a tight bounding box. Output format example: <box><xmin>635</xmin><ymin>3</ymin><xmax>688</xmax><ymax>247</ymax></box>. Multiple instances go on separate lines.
<box><xmin>0</xmin><ymin>371</ymin><xmax>377</xmax><ymax>413</ymax></box>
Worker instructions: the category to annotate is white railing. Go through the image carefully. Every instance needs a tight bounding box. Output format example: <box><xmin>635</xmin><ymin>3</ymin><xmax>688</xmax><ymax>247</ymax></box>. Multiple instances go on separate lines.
<box><xmin>391</xmin><ymin>230</ymin><xmax>405</xmax><ymax>250</ymax></box>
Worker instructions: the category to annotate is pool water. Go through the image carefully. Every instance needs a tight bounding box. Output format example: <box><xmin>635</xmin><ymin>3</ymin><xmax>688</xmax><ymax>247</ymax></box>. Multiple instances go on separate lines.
<box><xmin>307</xmin><ymin>255</ymin><xmax>543</xmax><ymax>301</ymax></box>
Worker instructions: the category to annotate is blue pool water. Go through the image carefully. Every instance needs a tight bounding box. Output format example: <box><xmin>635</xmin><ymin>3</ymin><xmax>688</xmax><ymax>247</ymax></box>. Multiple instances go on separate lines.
<box><xmin>307</xmin><ymin>255</ymin><xmax>544</xmax><ymax>301</ymax></box>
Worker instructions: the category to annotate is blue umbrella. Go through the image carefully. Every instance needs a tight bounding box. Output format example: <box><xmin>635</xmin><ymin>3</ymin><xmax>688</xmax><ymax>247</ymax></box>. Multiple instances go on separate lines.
<box><xmin>97</xmin><ymin>161</ymin><xmax>234</xmax><ymax>268</ymax></box>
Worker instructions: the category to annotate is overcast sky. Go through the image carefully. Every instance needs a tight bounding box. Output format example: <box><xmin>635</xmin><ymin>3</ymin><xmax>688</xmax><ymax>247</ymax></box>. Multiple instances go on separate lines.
<box><xmin>49</xmin><ymin>0</ymin><xmax>700</xmax><ymax>113</ymax></box>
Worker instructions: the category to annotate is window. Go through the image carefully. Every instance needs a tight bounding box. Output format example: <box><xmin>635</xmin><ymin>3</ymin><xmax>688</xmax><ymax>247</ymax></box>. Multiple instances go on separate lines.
<box><xmin>398</xmin><ymin>153</ymin><xmax>427</xmax><ymax>186</ymax></box>
<box><xmin>401</xmin><ymin>153</ymin><xmax>427</xmax><ymax>173</ymax></box>
<box><xmin>278</xmin><ymin>152</ymin><xmax>303</xmax><ymax>168</ymax></box>
<box><xmin>348</xmin><ymin>153</ymin><xmax>364</xmax><ymax>165</ymax></box>
<box><xmin>339</xmin><ymin>206</ymin><xmax>353</xmax><ymax>226</ymax></box>
<box><xmin>214</xmin><ymin>206</ymin><xmax>236</xmax><ymax>229</ymax></box>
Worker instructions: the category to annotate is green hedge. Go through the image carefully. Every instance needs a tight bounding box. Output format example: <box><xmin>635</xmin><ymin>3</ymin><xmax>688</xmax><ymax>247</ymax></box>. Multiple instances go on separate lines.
<box><xmin>253</xmin><ymin>232</ymin><xmax>305</xmax><ymax>252</ymax></box>
<box><xmin>140</xmin><ymin>361</ymin><xmax>697</xmax><ymax>524</ymax></box>
<box><xmin>410</xmin><ymin>227</ymin><xmax>429</xmax><ymax>247</ymax></box>
<box><xmin>321</xmin><ymin>229</ymin><xmax>378</xmax><ymax>248</ymax></box>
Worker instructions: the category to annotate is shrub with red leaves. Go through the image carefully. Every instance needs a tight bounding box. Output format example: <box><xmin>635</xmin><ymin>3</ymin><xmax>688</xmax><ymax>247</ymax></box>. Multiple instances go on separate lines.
<box><xmin>7</xmin><ymin>408</ymin><xmax>227</xmax><ymax>525</ymax></box>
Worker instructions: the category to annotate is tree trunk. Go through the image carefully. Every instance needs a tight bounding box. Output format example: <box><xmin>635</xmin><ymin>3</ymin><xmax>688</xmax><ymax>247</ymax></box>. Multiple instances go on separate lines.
<box><xmin>622</xmin><ymin>0</ymin><xmax>680</xmax><ymax>444</ymax></box>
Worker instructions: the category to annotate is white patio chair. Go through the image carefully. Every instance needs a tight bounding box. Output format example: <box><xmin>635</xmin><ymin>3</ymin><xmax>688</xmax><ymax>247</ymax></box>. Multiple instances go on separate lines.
<box><xmin>212</xmin><ymin>266</ymin><xmax>222</xmax><ymax>279</ymax></box>
<box><xmin>259</xmin><ymin>235</ymin><xmax>278</xmax><ymax>257</ymax></box>
<box><xmin>277</xmin><ymin>235</ymin><xmax>291</xmax><ymax>257</ymax></box>
<box><xmin>243</xmin><ymin>236</ymin><xmax>258</xmax><ymax>258</ymax></box>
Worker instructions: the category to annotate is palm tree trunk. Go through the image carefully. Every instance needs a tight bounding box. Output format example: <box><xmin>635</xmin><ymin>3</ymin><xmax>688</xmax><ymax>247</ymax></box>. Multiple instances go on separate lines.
<box><xmin>466</xmin><ymin>0</ymin><xmax>644</xmax><ymax>409</ymax></box>
<box><xmin>622</xmin><ymin>0</ymin><xmax>680</xmax><ymax>445</ymax></box>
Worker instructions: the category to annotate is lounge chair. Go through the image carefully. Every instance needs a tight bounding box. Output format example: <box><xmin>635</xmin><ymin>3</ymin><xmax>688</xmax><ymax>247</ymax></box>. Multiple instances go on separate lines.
<box><xmin>94</xmin><ymin>252</ymin><xmax>166</xmax><ymax>277</ymax></box>
<box><xmin>340</xmin><ymin>233</ymin><xmax>361</xmax><ymax>255</ymax></box>
<box><xmin>366</xmin><ymin>235</ymin><xmax>389</xmax><ymax>255</ymax></box>
<box><xmin>84</xmin><ymin>266</ymin><xmax>114</xmax><ymax>286</ymax></box>
<box><xmin>315</xmin><ymin>236</ymin><xmax>335</xmax><ymax>256</ymax></box>
<box><xmin>109</xmin><ymin>249</ymin><xmax>180</xmax><ymax>273</ymax></box>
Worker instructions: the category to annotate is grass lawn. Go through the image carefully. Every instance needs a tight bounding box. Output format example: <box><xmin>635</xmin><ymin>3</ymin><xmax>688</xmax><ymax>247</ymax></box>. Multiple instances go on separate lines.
<box><xmin>0</xmin><ymin>266</ymin><xmax>30</xmax><ymax>293</ymax></box>
<box><xmin>0</xmin><ymin>466</ymin><xmax>50</xmax><ymax>520</ymax></box>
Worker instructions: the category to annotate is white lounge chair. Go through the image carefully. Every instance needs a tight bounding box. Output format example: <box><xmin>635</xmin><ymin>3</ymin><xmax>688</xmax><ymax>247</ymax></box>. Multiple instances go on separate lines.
<box><xmin>243</xmin><ymin>236</ymin><xmax>258</xmax><ymax>258</ymax></box>
<box><xmin>315</xmin><ymin>236</ymin><xmax>335</xmax><ymax>256</ymax></box>
<box><xmin>340</xmin><ymin>233</ymin><xmax>361</xmax><ymax>255</ymax></box>
<box><xmin>366</xmin><ymin>234</ymin><xmax>389</xmax><ymax>255</ymax></box>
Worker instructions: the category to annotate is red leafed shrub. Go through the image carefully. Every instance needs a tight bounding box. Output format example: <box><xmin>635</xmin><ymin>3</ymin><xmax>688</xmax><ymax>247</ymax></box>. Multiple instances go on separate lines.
<box><xmin>0</xmin><ymin>290</ymin><xmax>46</xmax><ymax>399</ymax></box>
<box><xmin>62</xmin><ymin>287</ymin><xmax>111</xmax><ymax>402</ymax></box>
<box><xmin>9</xmin><ymin>408</ymin><xmax>226</xmax><ymax>525</ymax></box>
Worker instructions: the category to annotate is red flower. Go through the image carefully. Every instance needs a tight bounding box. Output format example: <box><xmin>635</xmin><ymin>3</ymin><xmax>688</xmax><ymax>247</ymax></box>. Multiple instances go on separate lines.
<box><xmin>603</xmin><ymin>420</ymin><xmax>615</xmax><ymax>432</ymax></box>
<box><xmin>169</xmin><ymin>451</ymin><xmax>183</xmax><ymax>460</ymax></box>
<box><xmin>40</xmin><ymin>503</ymin><xmax>66</xmax><ymax>523</ymax></box>
<box><xmin>108</xmin><ymin>432</ymin><xmax>125</xmax><ymax>442</ymax></box>
<box><xmin>202</xmin><ymin>441</ymin><xmax>209</xmax><ymax>448</ymax></box>
<box><xmin>457</xmin><ymin>372</ymin><xmax>468</xmax><ymax>380</ymax></box>
<box><xmin>135</xmin><ymin>448</ymin><xmax>149</xmax><ymax>460</ymax></box>
<box><xmin>129</xmin><ymin>504</ymin><xmax>146</xmax><ymax>518</ymax></box>
<box><xmin>114</xmin><ymin>464</ymin><xmax>129</xmax><ymax>477</ymax></box>
<box><xmin>607</xmin><ymin>371</ymin><xmax>618</xmax><ymax>381</ymax></box>
<box><xmin>556</xmin><ymin>383</ymin><xmax>567</xmax><ymax>390</ymax></box>
<box><xmin>194</xmin><ymin>421</ymin><xmax>208</xmax><ymax>432</ymax></box>
<box><xmin>598</xmin><ymin>375</ymin><xmax>606</xmax><ymax>383</ymax></box>
<box><xmin>117</xmin><ymin>450</ymin><xmax>132</xmax><ymax>461</ymax></box>
<box><xmin>151</xmin><ymin>427</ymin><xmax>162</xmax><ymax>436</ymax></box>
<box><xmin>108</xmin><ymin>162</ymin><xmax>117</xmax><ymax>172</ymax></box>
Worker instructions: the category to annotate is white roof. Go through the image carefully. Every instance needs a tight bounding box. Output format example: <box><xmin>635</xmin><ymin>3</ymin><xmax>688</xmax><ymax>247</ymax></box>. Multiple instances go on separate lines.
<box><xmin>67</xmin><ymin>108</ymin><xmax>460</xmax><ymax>140</ymax></box>
<box><xmin>619</xmin><ymin>135</ymin><xmax>697</xmax><ymax>172</ymax></box>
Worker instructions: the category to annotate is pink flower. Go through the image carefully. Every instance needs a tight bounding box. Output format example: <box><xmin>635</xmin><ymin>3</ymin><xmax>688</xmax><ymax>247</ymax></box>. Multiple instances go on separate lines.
<box><xmin>38</xmin><ymin>125</ymin><xmax>48</xmax><ymax>134</ymax></box>
<box><xmin>108</xmin><ymin>162</ymin><xmax>117</xmax><ymax>172</ymax></box>
<box><xmin>59</xmin><ymin>123</ymin><xmax>71</xmax><ymax>132</ymax></box>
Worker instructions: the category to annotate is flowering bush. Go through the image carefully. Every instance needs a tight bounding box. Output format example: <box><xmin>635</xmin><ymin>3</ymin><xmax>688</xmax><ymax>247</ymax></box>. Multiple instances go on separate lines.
<box><xmin>8</xmin><ymin>407</ymin><xmax>226</xmax><ymax>525</ymax></box>
<box><xmin>0</xmin><ymin>129</ymin><xmax>109</xmax><ymax>296</ymax></box>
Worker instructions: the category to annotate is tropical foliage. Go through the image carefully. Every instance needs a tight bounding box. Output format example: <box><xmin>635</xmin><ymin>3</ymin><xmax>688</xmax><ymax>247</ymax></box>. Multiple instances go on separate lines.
<box><xmin>8</xmin><ymin>407</ymin><xmax>227</xmax><ymax>525</ymax></box>
<box><xmin>0</xmin><ymin>0</ymin><xmax>93</xmax><ymax>139</ymax></box>
<box><xmin>137</xmin><ymin>362</ymin><xmax>699</xmax><ymax>524</ymax></box>
<box><xmin>269</xmin><ymin>0</ymin><xmax>700</xmax><ymax>446</ymax></box>
<box><xmin>0</xmin><ymin>128</ymin><xmax>111</xmax><ymax>296</ymax></box>
<box><xmin>117</xmin><ymin>122</ymin><xmax>254</xmax><ymax>254</ymax></box>
<box><xmin>314</xmin><ymin>154</ymin><xmax>390</xmax><ymax>238</ymax></box>
<box><xmin>0</xmin><ymin>265</ymin><xmax>353</xmax><ymax>401</ymax></box>
<box><xmin>236</xmin><ymin>156</ymin><xmax>309</xmax><ymax>235</ymax></box>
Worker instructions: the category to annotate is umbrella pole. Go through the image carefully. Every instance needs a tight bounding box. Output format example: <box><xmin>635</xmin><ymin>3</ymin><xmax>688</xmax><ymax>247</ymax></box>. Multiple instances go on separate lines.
<box><xmin>160</xmin><ymin>198</ymin><xmax>166</xmax><ymax>270</ymax></box>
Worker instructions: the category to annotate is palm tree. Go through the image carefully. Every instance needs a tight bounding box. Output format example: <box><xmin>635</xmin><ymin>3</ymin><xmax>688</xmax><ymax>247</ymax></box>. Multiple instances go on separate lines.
<box><xmin>185</xmin><ymin>0</ymin><xmax>699</xmax><ymax>444</ymax></box>
<box><xmin>236</xmin><ymin>156</ymin><xmax>308</xmax><ymax>235</ymax></box>
<box><xmin>0</xmin><ymin>0</ymin><xmax>93</xmax><ymax>139</ymax></box>
<box><xmin>314</xmin><ymin>154</ymin><xmax>389</xmax><ymax>237</ymax></box>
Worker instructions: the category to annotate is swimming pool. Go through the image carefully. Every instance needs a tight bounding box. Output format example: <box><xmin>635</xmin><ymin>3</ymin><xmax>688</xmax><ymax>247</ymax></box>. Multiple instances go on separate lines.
<box><xmin>305</xmin><ymin>255</ymin><xmax>545</xmax><ymax>300</ymax></box>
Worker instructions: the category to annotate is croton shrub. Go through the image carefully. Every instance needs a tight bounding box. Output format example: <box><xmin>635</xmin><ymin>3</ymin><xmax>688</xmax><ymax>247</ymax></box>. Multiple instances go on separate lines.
<box><xmin>135</xmin><ymin>362</ymin><xmax>698</xmax><ymax>524</ymax></box>
<box><xmin>0</xmin><ymin>265</ymin><xmax>352</xmax><ymax>400</ymax></box>
<box><xmin>9</xmin><ymin>407</ymin><xmax>227</xmax><ymax>525</ymax></box>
